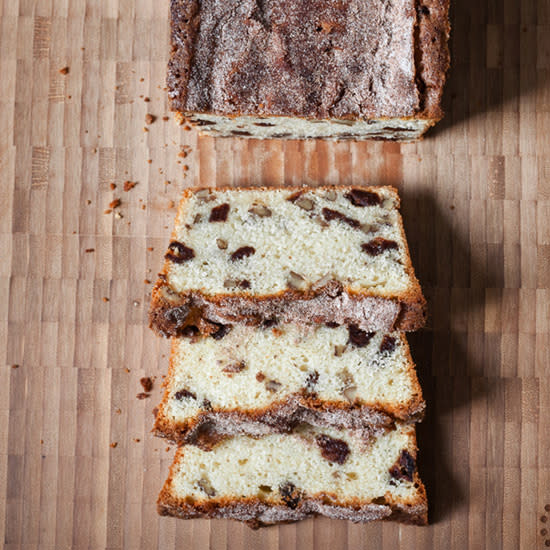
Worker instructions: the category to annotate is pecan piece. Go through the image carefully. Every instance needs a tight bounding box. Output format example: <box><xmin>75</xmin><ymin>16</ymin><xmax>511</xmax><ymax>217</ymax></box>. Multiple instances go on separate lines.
<box><xmin>265</xmin><ymin>379</ymin><xmax>282</xmax><ymax>392</ymax></box>
<box><xmin>316</xmin><ymin>434</ymin><xmax>350</xmax><ymax>465</ymax></box>
<box><xmin>249</xmin><ymin>205</ymin><xmax>272</xmax><ymax>217</ymax></box>
<box><xmin>288</xmin><ymin>271</ymin><xmax>307</xmax><ymax>290</ymax></box>
<box><xmin>196</xmin><ymin>477</ymin><xmax>216</xmax><ymax>497</ymax></box>
<box><xmin>222</xmin><ymin>361</ymin><xmax>246</xmax><ymax>374</ymax></box>
<box><xmin>294</xmin><ymin>197</ymin><xmax>314</xmax><ymax>211</ymax></box>
<box><xmin>165</xmin><ymin>241</ymin><xmax>195</xmax><ymax>263</ymax></box>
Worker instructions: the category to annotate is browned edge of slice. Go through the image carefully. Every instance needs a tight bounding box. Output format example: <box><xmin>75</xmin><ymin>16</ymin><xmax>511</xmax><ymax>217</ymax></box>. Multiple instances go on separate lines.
<box><xmin>149</xmin><ymin>185</ymin><xmax>426</xmax><ymax>337</ymax></box>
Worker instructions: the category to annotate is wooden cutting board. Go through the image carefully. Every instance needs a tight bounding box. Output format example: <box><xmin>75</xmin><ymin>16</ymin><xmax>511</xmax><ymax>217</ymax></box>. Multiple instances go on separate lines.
<box><xmin>1</xmin><ymin>1</ymin><xmax>549</xmax><ymax>549</ymax></box>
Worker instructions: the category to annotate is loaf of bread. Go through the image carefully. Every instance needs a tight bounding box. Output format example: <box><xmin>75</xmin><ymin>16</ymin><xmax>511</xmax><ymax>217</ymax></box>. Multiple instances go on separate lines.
<box><xmin>158</xmin><ymin>423</ymin><xmax>427</xmax><ymax>527</ymax></box>
<box><xmin>154</xmin><ymin>324</ymin><xmax>424</xmax><ymax>446</ymax></box>
<box><xmin>168</xmin><ymin>0</ymin><xmax>450</xmax><ymax>140</ymax></box>
<box><xmin>149</xmin><ymin>185</ymin><xmax>426</xmax><ymax>337</ymax></box>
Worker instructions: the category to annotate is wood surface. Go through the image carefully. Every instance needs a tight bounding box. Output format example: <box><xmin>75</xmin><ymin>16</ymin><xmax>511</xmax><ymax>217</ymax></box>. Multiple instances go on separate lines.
<box><xmin>1</xmin><ymin>0</ymin><xmax>550</xmax><ymax>549</ymax></box>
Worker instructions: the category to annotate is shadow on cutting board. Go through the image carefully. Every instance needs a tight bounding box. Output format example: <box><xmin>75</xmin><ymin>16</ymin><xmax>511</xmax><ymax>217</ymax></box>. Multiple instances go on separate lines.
<box><xmin>430</xmin><ymin>0</ymin><xmax>549</xmax><ymax>136</ymax></box>
<box><xmin>401</xmin><ymin>191</ymin><xmax>501</xmax><ymax>523</ymax></box>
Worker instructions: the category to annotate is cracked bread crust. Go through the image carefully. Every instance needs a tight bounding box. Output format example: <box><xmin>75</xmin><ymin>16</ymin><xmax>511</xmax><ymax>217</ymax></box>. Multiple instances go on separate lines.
<box><xmin>154</xmin><ymin>334</ymin><xmax>425</xmax><ymax>447</ymax></box>
<box><xmin>149</xmin><ymin>185</ymin><xmax>426</xmax><ymax>337</ymax></box>
<box><xmin>167</xmin><ymin>0</ymin><xmax>450</xmax><ymax>137</ymax></box>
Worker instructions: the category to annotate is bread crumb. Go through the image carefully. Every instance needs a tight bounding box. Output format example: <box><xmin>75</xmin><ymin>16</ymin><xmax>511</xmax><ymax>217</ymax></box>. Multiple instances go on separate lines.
<box><xmin>147</xmin><ymin>159</ymin><xmax>152</xmax><ymax>164</ymax></box>
<box><xmin>109</xmin><ymin>198</ymin><xmax>121</xmax><ymax>209</ymax></box>
<box><xmin>11</xmin><ymin>364</ymin><xmax>19</xmax><ymax>369</ymax></box>
<box><xmin>59</xmin><ymin>66</ymin><xmax>69</xmax><ymax>75</ymax></box>
<box><xmin>115</xmin><ymin>408</ymin><xmax>121</xmax><ymax>414</ymax></box>
<box><xmin>141</xmin><ymin>204</ymin><xmax>146</xmax><ymax>210</ymax></box>
<box><xmin>164</xmin><ymin>180</ymin><xmax>171</xmax><ymax>185</ymax></box>
<box><xmin>104</xmin><ymin>209</ymin><xmax>112</xmax><ymax>214</ymax></box>
<box><xmin>85</xmin><ymin>248</ymin><xmax>95</xmax><ymax>253</ymax></box>
<box><xmin>86</xmin><ymin>199</ymin><xmax>92</xmax><ymax>205</ymax></box>
<box><xmin>162</xmin><ymin>116</ymin><xmax>169</xmax><ymax>121</ymax></box>
<box><xmin>133</xmin><ymin>300</ymin><xmax>139</xmax><ymax>307</ymax></box>
<box><xmin>144</xmin><ymin>96</ymin><xmax>150</xmax><ymax>102</ymax></box>
<box><xmin>144</xmin><ymin>279</ymin><xmax>151</xmax><ymax>284</ymax></box>
<box><xmin>123</xmin><ymin>181</ymin><xmax>137</xmax><ymax>192</ymax></box>
<box><xmin>110</xmin><ymin>442</ymin><xmax>118</xmax><ymax>448</ymax></box>
<box><xmin>102</xmin><ymin>297</ymin><xmax>109</xmax><ymax>302</ymax></box>
<box><xmin>145</xmin><ymin>114</ymin><xmax>156</xmax><ymax>124</ymax></box>
<box><xmin>140</xmin><ymin>377</ymin><xmax>154</xmax><ymax>392</ymax></box>
<box><xmin>110</xmin><ymin>183</ymin><xmax>116</xmax><ymax>190</ymax></box>
<box><xmin>114</xmin><ymin>211</ymin><xmax>123</xmax><ymax>219</ymax></box>
<box><xmin>133</xmin><ymin>438</ymin><xmax>141</xmax><ymax>443</ymax></box>
<box><xmin>183</xmin><ymin>125</ymin><xmax>192</xmax><ymax>131</ymax></box>
<box><xmin>166</xmin><ymin>447</ymin><xmax>171</xmax><ymax>452</ymax></box>
<box><xmin>125</xmin><ymin>368</ymin><xmax>131</xmax><ymax>373</ymax></box>
<box><xmin>136</xmin><ymin>392</ymin><xmax>150</xmax><ymax>400</ymax></box>
<box><xmin>147</xmin><ymin>247</ymin><xmax>154</xmax><ymax>251</ymax></box>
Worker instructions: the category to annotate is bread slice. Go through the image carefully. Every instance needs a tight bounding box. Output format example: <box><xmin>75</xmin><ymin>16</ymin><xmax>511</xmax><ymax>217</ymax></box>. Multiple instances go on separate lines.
<box><xmin>158</xmin><ymin>423</ymin><xmax>427</xmax><ymax>527</ymax></box>
<box><xmin>154</xmin><ymin>325</ymin><xmax>424</xmax><ymax>445</ymax></box>
<box><xmin>150</xmin><ymin>185</ymin><xmax>426</xmax><ymax>337</ymax></box>
<box><xmin>168</xmin><ymin>0</ymin><xmax>450</xmax><ymax>140</ymax></box>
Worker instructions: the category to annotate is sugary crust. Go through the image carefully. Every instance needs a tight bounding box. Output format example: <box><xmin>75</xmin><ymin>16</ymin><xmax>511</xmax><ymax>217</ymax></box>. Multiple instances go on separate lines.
<box><xmin>157</xmin><ymin>436</ymin><xmax>428</xmax><ymax>527</ymax></box>
<box><xmin>154</xmin><ymin>335</ymin><xmax>425</xmax><ymax>446</ymax></box>
<box><xmin>167</xmin><ymin>0</ymin><xmax>450</xmax><ymax>125</ymax></box>
<box><xmin>149</xmin><ymin>185</ymin><xmax>426</xmax><ymax>337</ymax></box>
<box><xmin>415</xmin><ymin>0</ymin><xmax>451</xmax><ymax>120</ymax></box>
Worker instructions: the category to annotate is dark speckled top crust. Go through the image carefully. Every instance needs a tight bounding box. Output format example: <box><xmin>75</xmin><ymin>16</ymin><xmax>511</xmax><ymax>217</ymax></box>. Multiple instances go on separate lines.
<box><xmin>167</xmin><ymin>0</ymin><xmax>450</xmax><ymax>120</ymax></box>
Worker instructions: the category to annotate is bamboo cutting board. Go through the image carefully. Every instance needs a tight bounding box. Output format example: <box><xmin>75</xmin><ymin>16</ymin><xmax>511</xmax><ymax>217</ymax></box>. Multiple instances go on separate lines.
<box><xmin>1</xmin><ymin>1</ymin><xmax>550</xmax><ymax>549</ymax></box>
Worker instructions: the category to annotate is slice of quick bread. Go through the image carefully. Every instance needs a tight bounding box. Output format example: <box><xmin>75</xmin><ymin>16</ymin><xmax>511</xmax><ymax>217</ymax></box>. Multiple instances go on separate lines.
<box><xmin>154</xmin><ymin>324</ymin><xmax>424</xmax><ymax>445</ymax></box>
<box><xmin>158</xmin><ymin>423</ymin><xmax>427</xmax><ymax>527</ymax></box>
<box><xmin>150</xmin><ymin>186</ymin><xmax>426</xmax><ymax>337</ymax></box>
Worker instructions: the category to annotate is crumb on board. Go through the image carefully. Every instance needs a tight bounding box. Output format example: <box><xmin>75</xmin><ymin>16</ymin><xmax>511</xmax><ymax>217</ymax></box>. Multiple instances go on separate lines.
<box><xmin>110</xmin><ymin>183</ymin><xmax>116</xmax><ymax>190</ymax></box>
<box><xmin>140</xmin><ymin>377</ymin><xmax>154</xmax><ymax>392</ymax></box>
<box><xmin>85</xmin><ymin>248</ymin><xmax>95</xmax><ymax>253</ymax></box>
<box><xmin>102</xmin><ymin>297</ymin><xmax>109</xmax><ymax>302</ymax></box>
<box><xmin>109</xmin><ymin>198</ymin><xmax>121</xmax><ymax>209</ymax></box>
<box><xmin>59</xmin><ymin>66</ymin><xmax>69</xmax><ymax>75</ymax></box>
<box><xmin>136</xmin><ymin>392</ymin><xmax>150</xmax><ymax>400</ymax></box>
<box><xmin>145</xmin><ymin>114</ymin><xmax>156</xmax><ymax>124</ymax></box>
<box><xmin>123</xmin><ymin>181</ymin><xmax>137</xmax><ymax>191</ymax></box>
<box><xmin>110</xmin><ymin>442</ymin><xmax>118</xmax><ymax>448</ymax></box>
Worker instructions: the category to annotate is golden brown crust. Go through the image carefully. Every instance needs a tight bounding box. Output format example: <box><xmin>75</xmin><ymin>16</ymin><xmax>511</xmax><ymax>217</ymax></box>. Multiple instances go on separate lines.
<box><xmin>149</xmin><ymin>184</ymin><xmax>426</xmax><ymax>337</ymax></box>
<box><xmin>157</xmin><ymin>442</ymin><xmax>428</xmax><ymax>527</ymax></box>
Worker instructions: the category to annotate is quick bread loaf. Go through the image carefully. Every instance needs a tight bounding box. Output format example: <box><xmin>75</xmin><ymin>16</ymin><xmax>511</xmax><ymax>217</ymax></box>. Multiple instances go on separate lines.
<box><xmin>168</xmin><ymin>0</ymin><xmax>450</xmax><ymax>140</ymax></box>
